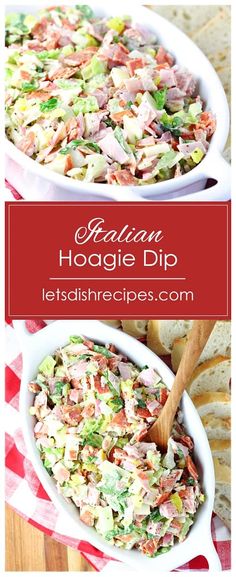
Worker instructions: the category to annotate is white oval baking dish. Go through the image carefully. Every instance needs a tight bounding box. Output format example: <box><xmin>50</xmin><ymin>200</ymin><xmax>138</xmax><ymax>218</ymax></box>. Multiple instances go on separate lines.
<box><xmin>5</xmin><ymin>1</ymin><xmax>230</xmax><ymax>201</ymax></box>
<box><xmin>14</xmin><ymin>319</ymin><xmax>221</xmax><ymax>571</ymax></box>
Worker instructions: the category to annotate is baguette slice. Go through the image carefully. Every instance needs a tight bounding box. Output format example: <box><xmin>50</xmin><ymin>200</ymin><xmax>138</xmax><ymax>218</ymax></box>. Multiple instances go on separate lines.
<box><xmin>171</xmin><ymin>321</ymin><xmax>231</xmax><ymax>371</ymax></box>
<box><xmin>147</xmin><ymin>320</ymin><xmax>192</xmax><ymax>355</ymax></box>
<box><xmin>201</xmin><ymin>415</ymin><xmax>231</xmax><ymax>440</ymax></box>
<box><xmin>121</xmin><ymin>320</ymin><xmax>148</xmax><ymax>338</ymax></box>
<box><xmin>209</xmin><ymin>439</ymin><xmax>231</xmax><ymax>465</ymax></box>
<box><xmin>213</xmin><ymin>457</ymin><xmax>231</xmax><ymax>529</ymax></box>
<box><xmin>192</xmin><ymin>9</ymin><xmax>231</xmax><ymax>70</ymax></box>
<box><xmin>186</xmin><ymin>356</ymin><xmax>231</xmax><ymax>397</ymax></box>
<box><xmin>191</xmin><ymin>392</ymin><xmax>231</xmax><ymax>418</ymax></box>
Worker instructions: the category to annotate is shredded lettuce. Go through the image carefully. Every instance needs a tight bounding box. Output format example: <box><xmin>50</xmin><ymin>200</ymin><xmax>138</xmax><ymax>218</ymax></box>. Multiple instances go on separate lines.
<box><xmin>73</xmin><ymin>96</ymin><xmax>99</xmax><ymax>114</ymax></box>
<box><xmin>81</xmin><ymin>56</ymin><xmax>106</xmax><ymax>81</ymax></box>
<box><xmin>38</xmin><ymin>355</ymin><xmax>56</xmax><ymax>377</ymax></box>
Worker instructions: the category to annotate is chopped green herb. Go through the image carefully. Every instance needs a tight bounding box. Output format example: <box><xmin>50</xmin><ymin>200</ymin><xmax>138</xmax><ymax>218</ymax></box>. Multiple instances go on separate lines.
<box><xmin>59</xmin><ymin>139</ymin><xmax>100</xmax><ymax>154</ymax></box>
<box><xmin>40</xmin><ymin>98</ymin><xmax>58</xmax><ymax>112</ymax></box>
<box><xmin>152</xmin><ymin>87</ymin><xmax>167</xmax><ymax>110</ymax></box>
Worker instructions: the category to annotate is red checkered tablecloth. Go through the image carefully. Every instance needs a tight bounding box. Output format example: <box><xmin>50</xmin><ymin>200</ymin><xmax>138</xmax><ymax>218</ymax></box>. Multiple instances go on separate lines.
<box><xmin>5</xmin><ymin>320</ymin><xmax>231</xmax><ymax>571</ymax></box>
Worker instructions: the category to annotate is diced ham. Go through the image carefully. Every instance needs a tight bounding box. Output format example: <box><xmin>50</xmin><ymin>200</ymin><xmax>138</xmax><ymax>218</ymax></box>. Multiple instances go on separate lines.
<box><xmin>166</xmin><ymin>87</ymin><xmax>185</xmax><ymax>112</ymax></box>
<box><xmin>146</xmin><ymin>399</ymin><xmax>161</xmax><ymax>416</ymax></box>
<box><xmin>178</xmin><ymin>140</ymin><xmax>208</xmax><ymax>156</ymax></box>
<box><xmin>124</xmin><ymin>78</ymin><xmax>143</xmax><ymax>93</ymax></box>
<box><xmin>160</xmin><ymin>469</ymin><xmax>183</xmax><ymax>491</ymax></box>
<box><xmin>17</xmin><ymin>132</ymin><xmax>36</xmax><ymax>157</ymax></box>
<box><xmin>87</xmin><ymin>484</ymin><xmax>100</xmax><ymax>506</ymax></box>
<box><xmin>159</xmin><ymin>500</ymin><xmax>179</xmax><ymax>518</ymax></box>
<box><xmin>174</xmin><ymin>66</ymin><xmax>196</xmax><ymax>96</ymax></box>
<box><xmin>81</xmin><ymin>404</ymin><xmax>95</xmax><ymax>418</ymax></box>
<box><xmin>98</xmin><ymin>133</ymin><xmax>129</xmax><ymax>164</ymax></box>
<box><xmin>137</xmin><ymin>101</ymin><xmax>157</xmax><ymax>129</ymax></box>
<box><xmin>118</xmin><ymin>362</ymin><xmax>133</xmax><ymax>380</ymax></box>
<box><xmin>68</xmin><ymin>361</ymin><xmax>88</xmax><ymax>381</ymax></box>
<box><xmin>159</xmin><ymin>68</ymin><xmax>176</xmax><ymax>88</ymax></box>
<box><xmin>102</xmin><ymin>43</ymin><xmax>129</xmax><ymax>65</ymax></box>
<box><xmin>28</xmin><ymin>381</ymin><xmax>41</xmax><ymax>393</ymax></box>
<box><xmin>138</xmin><ymin>368</ymin><xmax>160</xmax><ymax>387</ymax></box>
<box><xmin>179</xmin><ymin>486</ymin><xmax>196</xmax><ymax>514</ymax></box>
<box><xmin>162</xmin><ymin>532</ymin><xmax>174</xmax><ymax>547</ymax></box>
<box><xmin>53</xmin><ymin>461</ymin><xmax>70</xmax><ymax>483</ymax></box>
<box><xmin>69</xmin><ymin>389</ymin><xmax>80</xmax><ymax>403</ymax></box>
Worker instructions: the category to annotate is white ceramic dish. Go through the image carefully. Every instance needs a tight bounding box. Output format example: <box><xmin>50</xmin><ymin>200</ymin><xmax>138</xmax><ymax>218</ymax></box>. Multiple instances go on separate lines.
<box><xmin>5</xmin><ymin>1</ymin><xmax>230</xmax><ymax>202</ymax></box>
<box><xmin>14</xmin><ymin>319</ymin><xmax>221</xmax><ymax>570</ymax></box>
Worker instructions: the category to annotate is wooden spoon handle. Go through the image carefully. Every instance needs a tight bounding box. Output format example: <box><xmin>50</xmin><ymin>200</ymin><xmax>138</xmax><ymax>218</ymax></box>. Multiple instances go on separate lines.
<box><xmin>148</xmin><ymin>320</ymin><xmax>216</xmax><ymax>447</ymax></box>
<box><xmin>167</xmin><ymin>320</ymin><xmax>216</xmax><ymax>408</ymax></box>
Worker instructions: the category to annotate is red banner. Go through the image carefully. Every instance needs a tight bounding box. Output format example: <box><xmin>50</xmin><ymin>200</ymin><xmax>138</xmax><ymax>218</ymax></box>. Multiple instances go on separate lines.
<box><xmin>6</xmin><ymin>202</ymin><xmax>230</xmax><ymax>319</ymax></box>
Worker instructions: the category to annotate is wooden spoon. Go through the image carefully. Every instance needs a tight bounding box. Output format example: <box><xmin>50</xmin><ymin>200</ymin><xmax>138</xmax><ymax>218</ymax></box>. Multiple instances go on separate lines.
<box><xmin>145</xmin><ymin>320</ymin><xmax>216</xmax><ymax>451</ymax></box>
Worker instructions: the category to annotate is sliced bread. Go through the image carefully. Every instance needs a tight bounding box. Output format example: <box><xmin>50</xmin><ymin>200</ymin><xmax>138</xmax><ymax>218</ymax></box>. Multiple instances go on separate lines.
<box><xmin>147</xmin><ymin>320</ymin><xmax>192</xmax><ymax>355</ymax></box>
<box><xmin>171</xmin><ymin>321</ymin><xmax>231</xmax><ymax>371</ymax></box>
<box><xmin>201</xmin><ymin>415</ymin><xmax>231</xmax><ymax>440</ymax></box>
<box><xmin>209</xmin><ymin>439</ymin><xmax>231</xmax><ymax>466</ymax></box>
<box><xmin>192</xmin><ymin>9</ymin><xmax>231</xmax><ymax>71</ymax></box>
<box><xmin>191</xmin><ymin>392</ymin><xmax>231</xmax><ymax>418</ymax></box>
<box><xmin>121</xmin><ymin>320</ymin><xmax>148</xmax><ymax>338</ymax></box>
<box><xmin>213</xmin><ymin>457</ymin><xmax>231</xmax><ymax>529</ymax></box>
<box><xmin>186</xmin><ymin>356</ymin><xmax>231</xmax><ymax>397</ymax></box>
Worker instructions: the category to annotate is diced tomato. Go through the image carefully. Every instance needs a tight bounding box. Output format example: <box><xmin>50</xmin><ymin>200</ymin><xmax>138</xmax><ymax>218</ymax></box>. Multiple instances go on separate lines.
<box><xmin>155</xmin><ymin>491</ymin><xmax>171</xmax><ymax>506</ymax></box>
<box><xmin>159</xmin><ymin>388</ymin><xmax>168</xmax><ymax>405</ymax></box>
<box><xmin>116</xmin><ymin>534</ymin><xmax>135</xmax><ymax>543</ymax></box>
<box><xmin>113</xmin><ymin>169</ymin><xmax>137</xmax><ymax>186</ymax></box>
<box><xmin>186</xmin><ymin>455</ymin><xmax>199</xmax><ymax>480</ymax></box>
<box><xmin>110</xmin><ymin>409</ymin><xmax>128</xmax><ymax>428</ymax></box>
<box><xmin>133</xmin><ymin>381</ymin><xmax>140</xmax><ymax>389</ymax></box>
<box><xmin>93</xmin><ymin>374</ymin><xmax>110</xmax><ymax>394</ymax></box>
<box><xmin>108</xmin><ymin>344</ymin><xmax>117</xmax><ymax>353</ymax></box>
<box><xmin>181</xmin><ymin>435</ymin><xmax>194</xmax><ymax>451</ymax></box>
<box><xmin>136</xmin><ymin>408</ymin><xmax>152</xmax><ymax>419</ymax></box>
<box><xmin>62</xmin><ymin>46</ymin><xmax>98</xmax><ymax>66</ymax></box>
<box><xmin>81</xmin><ymin>404</ymin><xmax>95</xmax><ymax>418</ymax></box>
<box><xmin>80</xmin><ymin>508</ymin><xmax>94</xmax><ymax>527</ymax></box>
<box><xmin>111</xmin><ymin>109</ymin><xmax>134</xmax><ymax>123</ymax></box>
<box><xmin>171</xmin><ymin>137</ymin><xmax>179</xmax><ymax>151</ymax></box>
<box><xmin>20</xmin><ymin>70</ymin><xmax>31</xmax><ymax>80</ymax></box>
<box><xmin>126</xmin><ymin>58</ymin><xmax>144</xmax><ymax>75</ymax></box>
<box><xmin>141</xmin><ymin>538</ymin><xmax>159</xmax><ymax>556</ymax></box>
<box><xmin>156</xmin><ymin>46</ymin><xmax>173</xmax><ymax>66</ymax></box>
<box><xmin>108</xmin><ymin>447</ymin><xmax>127</xmax><ymax>465</ymax></box>
<box><xmin>108</xmin><ymin>357</ymin><xmax>119</xmax><ymax>371</ymax></box>
<box><xmin>83</xmin><ymin>339</ymin><xmax>94</xmax><ymax>349</ymax></box>
<box><xmin>198</xmin><ymin>111</ymin><xmax>216</xmax><ymax>137</ymax></box>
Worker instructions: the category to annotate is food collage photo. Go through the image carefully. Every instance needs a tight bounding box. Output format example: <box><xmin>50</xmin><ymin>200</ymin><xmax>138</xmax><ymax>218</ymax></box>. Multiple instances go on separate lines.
<box><xmin>2</xmin><ymin>1</ymin><xmax>233</xmax><ymax>575</ymax></box>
